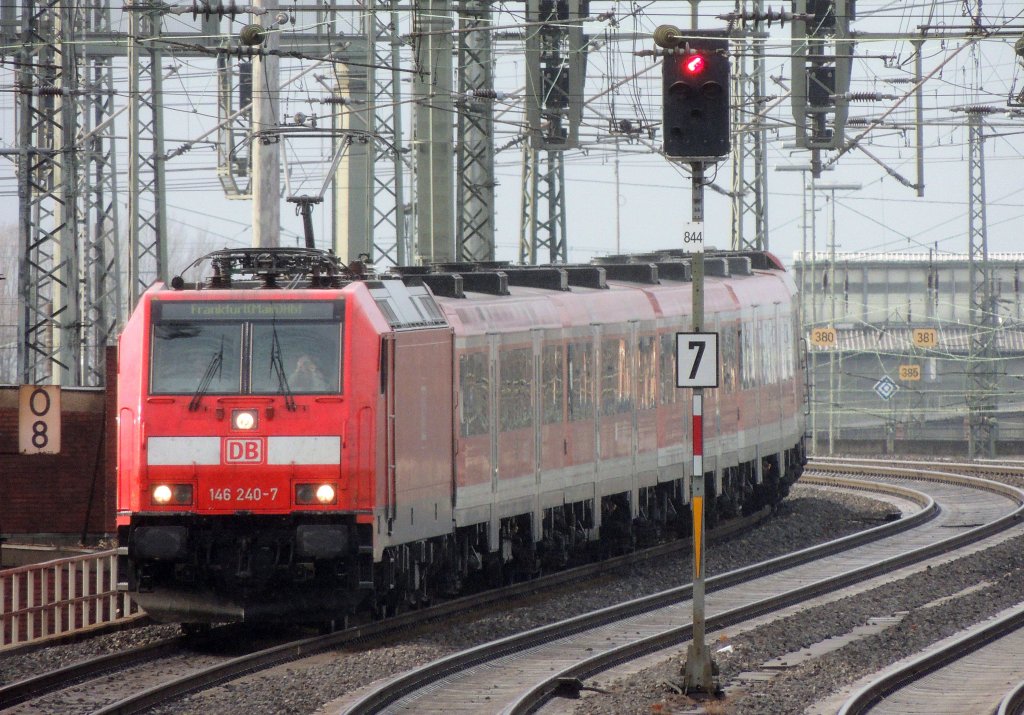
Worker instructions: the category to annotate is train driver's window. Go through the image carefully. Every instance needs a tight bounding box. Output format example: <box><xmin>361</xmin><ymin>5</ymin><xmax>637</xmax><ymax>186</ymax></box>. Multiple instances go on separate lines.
<box><xmin>150</xmin><ymin>323</ymin><xmax>242</xmax><ymax>394</ymax></box>
<box><xmin>250</xmin><ymin>323</ymin><xmax>341</xmax><ymax>394</ymax></box>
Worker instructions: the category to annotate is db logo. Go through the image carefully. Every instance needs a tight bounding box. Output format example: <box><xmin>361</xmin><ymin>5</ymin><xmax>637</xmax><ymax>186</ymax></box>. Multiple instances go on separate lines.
<box><xmin>224</xmin><ymin>438</ymin><xmax>264</xmax><ymax>464</ymax></box>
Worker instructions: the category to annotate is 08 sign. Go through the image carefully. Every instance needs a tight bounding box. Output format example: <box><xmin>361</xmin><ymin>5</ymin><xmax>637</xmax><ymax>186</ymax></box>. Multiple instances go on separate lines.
<box><xmin>19</xmin><ymin>385</ymin><xmax>61</xmax><ymax>454</ymax></box>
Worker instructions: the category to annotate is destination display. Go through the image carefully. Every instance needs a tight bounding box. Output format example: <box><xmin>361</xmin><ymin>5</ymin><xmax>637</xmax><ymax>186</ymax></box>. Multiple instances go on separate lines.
<box><xmin>154</xmin><ymin>300</ymin><xmax>342</xmax><ymax>321</ymax></box>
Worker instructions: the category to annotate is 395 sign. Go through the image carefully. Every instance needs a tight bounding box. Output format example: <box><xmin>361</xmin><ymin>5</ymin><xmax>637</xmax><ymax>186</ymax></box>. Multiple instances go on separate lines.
<box><xmin>19</xmin><ymin>385</ymin><xmax>61</xmax><ymax>454</ymax></box>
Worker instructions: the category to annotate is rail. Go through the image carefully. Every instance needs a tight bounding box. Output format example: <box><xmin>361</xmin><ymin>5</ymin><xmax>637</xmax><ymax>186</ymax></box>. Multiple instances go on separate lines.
<box><xmin>0</xmin><ymin>549</ymin><xmax>143</xmax><ymax>650</ymax></box>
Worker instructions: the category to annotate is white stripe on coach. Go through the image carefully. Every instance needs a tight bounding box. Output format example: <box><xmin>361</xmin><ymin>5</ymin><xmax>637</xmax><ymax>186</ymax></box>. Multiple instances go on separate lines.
<box><xmin>147</xmin><ymin>436</ymin><xmax>221</xmax><ymax>465</ymax></box>
<box><xmin>267</xmin><ymin>436</ymin><xmax>341</xmax><ymax>465</ymax></box>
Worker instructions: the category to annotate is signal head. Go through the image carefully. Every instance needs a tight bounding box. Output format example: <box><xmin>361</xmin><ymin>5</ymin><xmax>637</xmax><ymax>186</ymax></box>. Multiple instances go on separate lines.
<box><xmin>683</xmin><ymin>53</ymin><xmax>707</xmax><ymax>76</ymax></box>
<box><xmin>660</xmin><ymin>37</ymin><xmax>731</xmax><ymax>159</ymax></box>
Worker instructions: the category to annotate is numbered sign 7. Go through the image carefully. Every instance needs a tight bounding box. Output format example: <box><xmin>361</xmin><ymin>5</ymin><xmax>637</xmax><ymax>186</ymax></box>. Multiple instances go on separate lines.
<box><xmin>676</xmin><ymin>332</ymin><xmax>719</xmax><ymax>388</ymax></box>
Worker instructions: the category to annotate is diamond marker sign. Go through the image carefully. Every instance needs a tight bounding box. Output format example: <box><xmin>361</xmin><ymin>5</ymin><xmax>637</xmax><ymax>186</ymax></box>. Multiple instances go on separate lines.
<box><xmin>873</xmin><ymin>375</ymin><xmax>899</xmax><ymax>401</ymax></box>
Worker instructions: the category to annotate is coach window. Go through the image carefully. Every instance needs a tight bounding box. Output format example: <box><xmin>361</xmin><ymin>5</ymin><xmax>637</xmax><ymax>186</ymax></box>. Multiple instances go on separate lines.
<box><xmin>761</xmin><ymin>318</ymin><xmax>777</xmax><ymax>384</ymax></box>
<box><xmin>638</xmin><ymin>335</ymin><xmax>657</xmax><ymax>409</ymax></box>
<box><xmin>567</xmin><ymin>342</ymin><xmax>595</xmax><ymax>421</ymax></box>
<box><xmin>151</xmin><ymin>323</ymin><xmax>242</xmax><ymax>394</ymax></box>
<box><xmin>658</xmin><ymin>333</ymin><xmax>676</xmax><ymax>404</ymax></box>
<box><xmin>459</xmin><ymin>352</ymin><xmax>490</xmax><ymax>437</ymax></box>
<box><xmin>741</xmin><ymin>323</ymin><xmax>758</xmax><ymax>389</ymax></box>
<box><xmin>250</xmin><ymin>322</ymin><xmax>341</xmax><ymax>394</ymax></box>
<box><xmin>777</xmin><ymin>318</ymin><xmax>789</xmax><ymax>380</ymax></box>
<box><xmin>601</xmin><ymin>337</ymin><xmax>633</xmax><ymax>416</ymax></box>
<box><xmin>500</xmin><ymin>348</ymin><xmax>533</xmax><ymax>431</ymax></box>
<box><xmin>541</xmin><ymin>344</ymin><xmax>564</xmax><ymax>424</ymax></box>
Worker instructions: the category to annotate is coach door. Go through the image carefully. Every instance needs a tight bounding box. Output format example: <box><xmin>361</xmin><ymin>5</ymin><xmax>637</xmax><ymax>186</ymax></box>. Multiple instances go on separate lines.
<box><xmin>389</xmin><ymin>328</ymin><xmax>455</xmax><ymax>543</ymax></box>
<box><xmin>383</xmin><ymin>334</ymin><xmax>398</xmax><ymax>529</ymax></box>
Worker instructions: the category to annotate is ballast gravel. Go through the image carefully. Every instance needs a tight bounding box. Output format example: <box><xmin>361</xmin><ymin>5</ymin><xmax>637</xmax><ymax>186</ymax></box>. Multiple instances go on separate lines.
<box><xmin>4</xmin><ymin>482</ymin><xmax>1019</xmax><ymax>715</ymax></box>
<box><xmin>568</xmin><ymin>532</ymin><xmax>1024</xmax><ymax>715</ymax></box>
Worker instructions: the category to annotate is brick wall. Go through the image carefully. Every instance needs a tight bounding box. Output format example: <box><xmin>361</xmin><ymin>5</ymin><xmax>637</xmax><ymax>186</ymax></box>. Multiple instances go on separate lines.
<box><xmin>0</xmin><ymin>347</ymin><xmax>117</xmax><ymax>545</ymax></box>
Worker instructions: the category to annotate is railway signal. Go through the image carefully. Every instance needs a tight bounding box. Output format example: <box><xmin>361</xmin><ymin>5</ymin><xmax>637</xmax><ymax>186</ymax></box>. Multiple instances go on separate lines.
<box><xmin>656</xmin><ymin>27</ymin><xmax>731</xmax><ymax>160</ymax></box>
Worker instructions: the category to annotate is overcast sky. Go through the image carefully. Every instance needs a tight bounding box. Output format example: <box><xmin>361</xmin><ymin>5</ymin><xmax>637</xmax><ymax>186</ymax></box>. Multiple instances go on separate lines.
<box><xmin>1</xmin><ymin>1</ymin><xmax>1022</xmax><ymax>272</ymax></box>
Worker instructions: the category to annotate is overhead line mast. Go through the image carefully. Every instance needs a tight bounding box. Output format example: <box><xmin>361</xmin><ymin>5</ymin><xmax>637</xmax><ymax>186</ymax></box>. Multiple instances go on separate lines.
<box><xmin>3</xmin><ymin>1</ymin><xmax>1021</xmax><ymax>388</ymax></box>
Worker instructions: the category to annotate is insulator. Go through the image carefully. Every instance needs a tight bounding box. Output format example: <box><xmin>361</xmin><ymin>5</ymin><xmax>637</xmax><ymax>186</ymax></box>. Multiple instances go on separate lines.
<box><xmin>191</xmin><ymin>0</ymin><xmax>211</xmax><ymax>21</ymax></box>
<box><xmin>34</xmin><ymin>85</ymin><xmax>64</xmax><ymax>96</ymax></box>
<box><xmin>239</xmin><ymin>23</ymin><xmax>266</xmax><ymax>47</ymax></box>
<box><xmin>652</xmin><ymin>24</ymin><xmax>682</xmax><ymax>49</ymax></box>
<box><xmin>471</xmin><ymin>89</ymin><xmax>498</xmax><ymax>99</ymax></box>
<box><xmin>844</xmin><ymin>92</ymin><xmax>884</xmax><ymax>102</ymax></box>
<box><xmin>716</xmin><ymin>7</ymin><xmax>811</xmax><ymax>28</ymax></box>
<box><xmin>955</xmin><ymin>104</ymin><xmax>1001</xmax><ymax>115</ymax></box>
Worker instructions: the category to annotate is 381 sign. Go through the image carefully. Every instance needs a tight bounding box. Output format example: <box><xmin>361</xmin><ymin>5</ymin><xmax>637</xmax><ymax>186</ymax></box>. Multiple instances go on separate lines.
<box><xmin>19</xmin><ymin>384</ymin><xmax>61</xmax><ymax>454</ymax></box>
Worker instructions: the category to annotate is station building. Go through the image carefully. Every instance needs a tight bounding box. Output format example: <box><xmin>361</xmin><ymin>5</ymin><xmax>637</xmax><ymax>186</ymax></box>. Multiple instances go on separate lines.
<box><xmin>793</xmin><ymin>252</ymin><xmax>1024</xmax><ymax>455</ymax></box>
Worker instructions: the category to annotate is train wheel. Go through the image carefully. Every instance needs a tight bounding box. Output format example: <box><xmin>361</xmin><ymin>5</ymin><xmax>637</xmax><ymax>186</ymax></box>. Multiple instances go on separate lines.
<box><xmin>371</xmin><ymin>589</ymin><xmax>402</xmax><ymax>619</ymax></box>
<box><xmin>318</xmin><ymin>615</ymin><xmax>348</xmax><ymax>634</ymax></box>
<box><xmin>181</xmin><ymin>623</ymin><xmax>211</xmax><ymax>638</ymax></box>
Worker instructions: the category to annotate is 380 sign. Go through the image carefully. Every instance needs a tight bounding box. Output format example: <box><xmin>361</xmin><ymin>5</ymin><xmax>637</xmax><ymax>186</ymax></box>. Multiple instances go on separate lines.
<box><xmin>19</xmin><ymin>385</ymin><xmax>61</xmax><ymax>454</ymax></box>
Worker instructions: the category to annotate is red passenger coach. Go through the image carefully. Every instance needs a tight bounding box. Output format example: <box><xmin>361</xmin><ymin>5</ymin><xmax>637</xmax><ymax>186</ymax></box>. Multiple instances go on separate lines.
<box><xmin>117</xmin><ymin>247</ymin><xmax>806</xmax><ymax>625</ymax></box>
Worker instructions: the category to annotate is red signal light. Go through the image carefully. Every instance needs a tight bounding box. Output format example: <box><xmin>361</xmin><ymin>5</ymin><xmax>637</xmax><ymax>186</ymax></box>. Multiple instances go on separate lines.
<box><xmin>683</xmin><ymin>54</ymin><xmax>707</xmax><ymax>76</ymax></box>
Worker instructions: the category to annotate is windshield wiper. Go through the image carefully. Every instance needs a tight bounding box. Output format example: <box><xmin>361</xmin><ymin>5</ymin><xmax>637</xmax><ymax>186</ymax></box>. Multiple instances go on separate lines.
<box><xmin>189</xmin><ymin>338</ymin><xmax>224</xmax><ymax>412</ymax></box>
<box><xmin>270</xmin><ymin>324</ymin><xmax>297</xmax><ymax>411</ymax></box>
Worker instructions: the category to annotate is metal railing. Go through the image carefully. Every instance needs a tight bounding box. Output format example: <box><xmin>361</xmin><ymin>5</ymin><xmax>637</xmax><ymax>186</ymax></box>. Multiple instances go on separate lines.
<box><xmin>1</xmin><ymin>550</ymin><xmax>143</xmax><ymax>649</ymax></box>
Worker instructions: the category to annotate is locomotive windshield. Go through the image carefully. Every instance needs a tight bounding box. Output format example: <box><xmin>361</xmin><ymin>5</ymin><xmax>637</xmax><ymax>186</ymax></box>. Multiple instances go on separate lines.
<box><xmin>149</xmin><ymin>300</ymin><xmax>343</xmax><ymax>395</ymax></box>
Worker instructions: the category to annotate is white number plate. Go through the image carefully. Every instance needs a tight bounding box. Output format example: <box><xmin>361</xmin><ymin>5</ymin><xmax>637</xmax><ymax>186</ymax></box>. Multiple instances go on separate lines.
<box><xmin>208</xmin><ymin>487</ymin><xmax>280</xmax><ymax>502</ymax></box>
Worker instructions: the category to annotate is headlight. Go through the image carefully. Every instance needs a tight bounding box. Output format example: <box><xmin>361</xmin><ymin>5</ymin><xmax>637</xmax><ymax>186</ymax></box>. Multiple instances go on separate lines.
<box><xmin>232</xmin><ymin>409</ymin><xmax>258</xmax><ymax>430</ymax></box>
<box><xmin>151</xmin><ymin>484</ymin><xmax>193</xmax><ymax>505</ymax></box>
<box><xmin>152</xmin><ymin>485</ymin><xmax>173</xmax><ymax>504</ymax></box>
<box><xmin>316</xmin><ymin>484</ymin><xmax>336</xmax><ymax>504</ymax></box>
<box><xmin>296</xmin><ymin>483</ymin><xmax>337</xmax><ymax>505</ymax></box>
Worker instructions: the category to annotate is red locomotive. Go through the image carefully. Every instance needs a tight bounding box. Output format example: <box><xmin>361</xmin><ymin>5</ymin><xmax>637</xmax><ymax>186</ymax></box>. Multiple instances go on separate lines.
<box><xmin>116</xmin><ymin>247</ymin><xmax>806</xmax><ymax>623</ymax></box>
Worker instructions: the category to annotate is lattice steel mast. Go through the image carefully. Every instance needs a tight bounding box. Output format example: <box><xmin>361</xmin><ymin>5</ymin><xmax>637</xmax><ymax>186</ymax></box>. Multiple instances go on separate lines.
<box><xmin>456</xmin><ymin>0</ymin><xmax>497</xmax><ymax>263</ymax></box>
<box><xmin>366</xmin><ymin>1</ymin><xmax>410</xmax><ymax>266</ymax></box>
<box><xmin>81</xmin><ymin>0</ymin><xmax>122</xmax><ymax>386</ymax></box>
<box><xmin>519</xmin><ymin>0</ymin><xmax>586</xmax><ymax>264</ymax></box>
<box><xmin>963</xmin><ymin>106</ymin><xmax>998</xmax><ymax>458</ymax></box>
<box><xmin>127</xmin><ymin>6</ymin><xmax>169</xmax><ymax>302</ymax></box>
<box><xmin>14</xmin><ymin>0</ymin><xmax>83</xmax><ymax>385</ymax></box>
<box><xmin>730</xmin><ymin>0</ymin><xmax>769</xmax><ymax>251</ymax></box>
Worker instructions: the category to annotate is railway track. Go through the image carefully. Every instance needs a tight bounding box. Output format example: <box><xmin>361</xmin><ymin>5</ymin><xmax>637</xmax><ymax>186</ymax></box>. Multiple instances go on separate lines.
<box><xmin>7</xmin><ymin>460</ymin><xmax>1017</xmax><ymax>714</ymax></box>
<box><xmin>335</xmin><ymin>464</ymin><xmax>1024</xmax><ymax>714</ymax></box>
<box><xmin>0</xmin><ymin>634</ymin><xmax>187</xmax><ymax>711</ymax></box>
<box><xmin>0</xmin><ymin>626</ymin><xmax>296</xmax><ymax>714</ymax></box>
<box><xmin>837</xmin><ymin>603</ymin><xmax>1024</xmax><ymax>715</ymax></box>
<box><xmin>0</xmin><ymin>506</ymin><xmax>771</xmax><ymax>714</ymax></box>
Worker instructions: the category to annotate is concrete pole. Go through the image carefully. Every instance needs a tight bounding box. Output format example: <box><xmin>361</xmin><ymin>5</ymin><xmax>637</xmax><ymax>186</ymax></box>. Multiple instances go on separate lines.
<box><xmin>252</xmin><ymin>0</ymin><xmax>282</xmax><ymax>247</ymax></box>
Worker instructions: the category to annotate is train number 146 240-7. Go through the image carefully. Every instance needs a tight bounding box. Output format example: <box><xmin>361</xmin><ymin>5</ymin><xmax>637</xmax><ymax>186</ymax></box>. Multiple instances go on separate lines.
<box><xmin>209</xmin><ymin>487</ymin><xmax>279</xmax><ymax>502</ymax></box>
